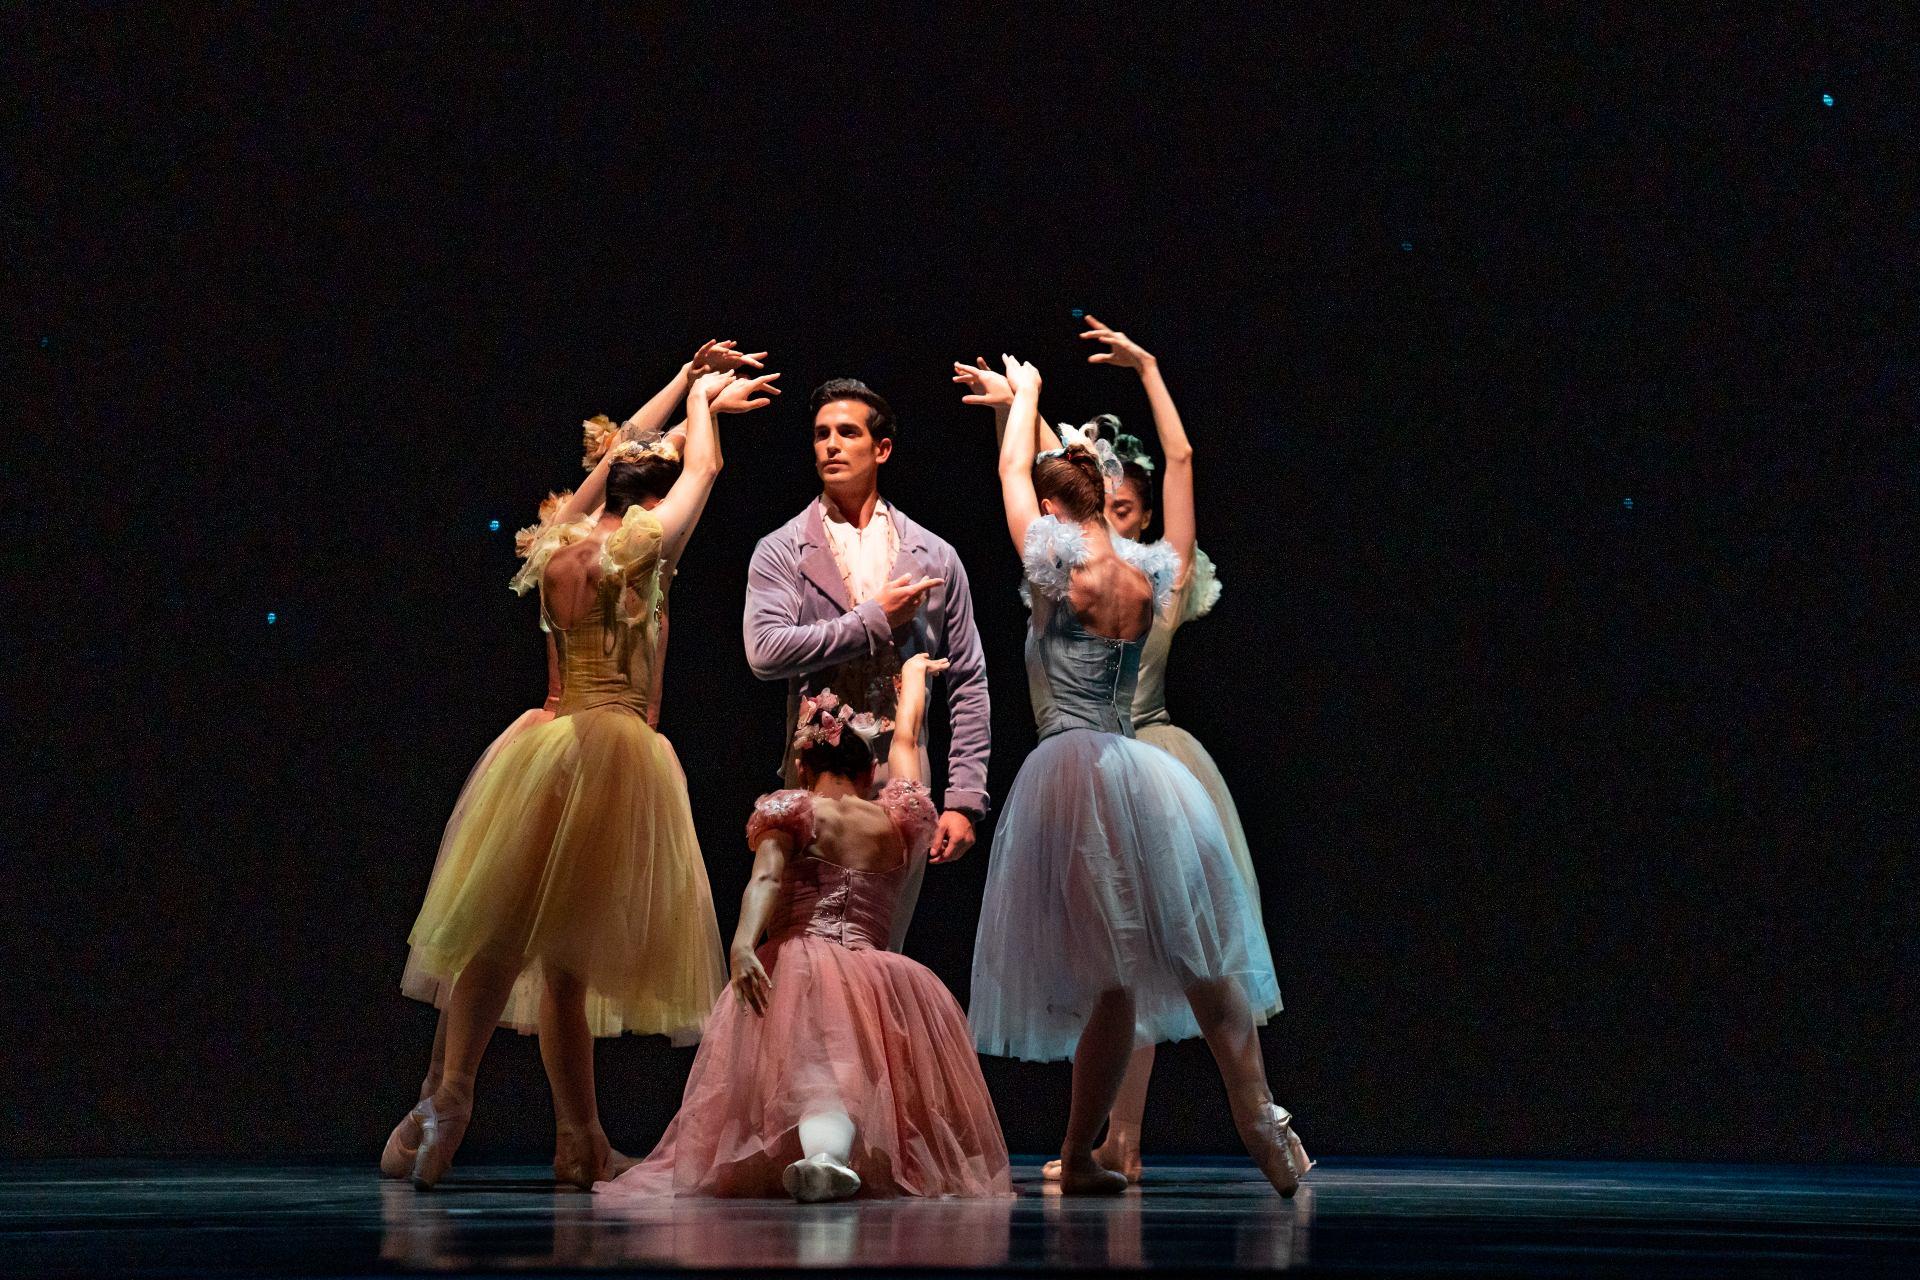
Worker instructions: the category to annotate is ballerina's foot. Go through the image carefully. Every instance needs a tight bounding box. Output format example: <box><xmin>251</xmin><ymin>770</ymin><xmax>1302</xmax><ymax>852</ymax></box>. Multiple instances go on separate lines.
<box><xmin>553</xmin><ymin>1129</ymin><xmax>631</xmax><ymax>1190</ymax></box>
<box><xmin>379</xmin><ymin>1108</ymin><xmax>425</xmax><ymax>1180</ymax></box>
<box><xmin>409</xmin><ymin>1095</ymin><xmax>473</xmax><ymax>1191</ymax></box>
<box><xmin>1240</xmin><ymin>1103</ymin><xmax>1310</xmax><ymax>1198</ymax></box>
<box><xmin>1042</xmin><ymin>1142</ymin><xmax>1141</xmax><ymax>1185</ymax></box>
<box><xmin>783</xmin><ymin>1152</ymin><xmax>862</xmax><ymax>1203</ymax></box>
<box><xmin>1056</xmin><ymin>1154</ymin><xmax>1130</xmax><ymax>1196</ymax></box>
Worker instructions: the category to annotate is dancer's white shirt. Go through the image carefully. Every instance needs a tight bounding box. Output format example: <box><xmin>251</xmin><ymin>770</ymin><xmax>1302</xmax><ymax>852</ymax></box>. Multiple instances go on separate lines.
<box><xmin>820</xmin><ymin>497</ymin><xmax>895</xmax><ymax>605</ymax></box>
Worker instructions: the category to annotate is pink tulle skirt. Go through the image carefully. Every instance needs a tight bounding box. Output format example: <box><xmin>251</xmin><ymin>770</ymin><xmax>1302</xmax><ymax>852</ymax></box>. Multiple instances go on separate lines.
<box><xmin>597</xmin><ymin>934</ymin><xmax>1011</xmax><ymax>1199</ymax></box>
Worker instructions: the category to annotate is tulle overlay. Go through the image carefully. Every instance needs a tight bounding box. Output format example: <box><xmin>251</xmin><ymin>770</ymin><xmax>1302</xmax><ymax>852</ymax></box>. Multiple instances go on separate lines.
<box><xmin>1134</xmin><ymin>722</ymin><xmax>1280</xmax><ymax>1022</ymax></box>
<box><xmin>599</xmin><ymin>779</ymin><xmax>1008</xmax><ymax>1199</ymax></box>
<box><xmin>597</xmin><ymin>934</ymin><xmax>1010</xmax><ymax>1199</ymax></box>
<box><xmin>970</xmin><ymin>728</ymin><xmax>1280</xmax><ymax>1061</ymax></box>
<box><xmin>406</xmin><ymin>704</ymin><xmax>725</xmax><ymax>1041</ymax></box>
<box><xmin>400</xmin><ymin>706</ymin><xmax>553</xmax><ymax>1025</ymax></box>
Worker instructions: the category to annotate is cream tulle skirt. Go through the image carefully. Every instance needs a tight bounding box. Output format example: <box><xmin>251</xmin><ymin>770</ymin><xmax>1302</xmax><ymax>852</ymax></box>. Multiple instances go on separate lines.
<box><xmin>970</xmin><ymin>728</ymin><xmax>1280</xmax><ymax>1062</ymax></box>
<box><xmin>1135</xmin><ymin>721</ymin><xmax>1281</xmax><ymax>1021</ymax></box>
<box><xmin>406</xmin><ymin>705</ymin><xmax>722</xmax><ymax>1041</ymax></box>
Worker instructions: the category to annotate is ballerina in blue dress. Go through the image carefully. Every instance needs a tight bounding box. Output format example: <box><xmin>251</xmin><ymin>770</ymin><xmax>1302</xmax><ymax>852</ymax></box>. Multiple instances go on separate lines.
<box><xmin>964</xmin><ymin>355</ymin><xmax>1310</xmax><ymax>1196</ymax></box>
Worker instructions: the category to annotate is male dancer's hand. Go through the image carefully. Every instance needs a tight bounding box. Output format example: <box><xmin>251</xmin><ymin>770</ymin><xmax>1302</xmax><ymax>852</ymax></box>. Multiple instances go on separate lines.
<box><xmin>878</xmin><ymin>574</ymin><xmax>942</xmax><ymax>630</ymax></box>
<box><xmin>929</xmin><ymin>811</ymin><xmax>975</xmax><ymax>863</ymax></box>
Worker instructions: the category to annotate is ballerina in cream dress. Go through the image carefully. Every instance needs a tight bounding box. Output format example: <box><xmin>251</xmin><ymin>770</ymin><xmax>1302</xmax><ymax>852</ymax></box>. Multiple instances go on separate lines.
<box><xmin>382</xmin><ymin>348</ymin><xmax>780</xmax><ymax>1190</ymax></box>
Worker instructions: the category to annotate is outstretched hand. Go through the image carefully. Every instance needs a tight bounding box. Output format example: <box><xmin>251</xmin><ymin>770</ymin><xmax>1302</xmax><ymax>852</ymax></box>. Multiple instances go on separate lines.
<box><xmin>711</xmin><ymin>371</ymin><xmax>782</xmax><ymax>413</ymax></box>
<box><xmin>689</xmin><ymin>370</ymin><xmax>737</xmax><ymax>402</ymax></box>
<box><xmin>1003</xmin><ymin>353</ymin><xmax>1042</xmax><ymax>396</ymax></box>
<box><xmin>877</xmin><ymin>573</ymin><xmax>943</xmax><ymax>630</ymax></box>
<box><xmin>691</xmin><ymin>338</ymin><xmax>768</xmax><ymax>375</ymax></box>
<box><xmin>899</xmin><ymin>653</ymin><xmax>951</xmax><ymax>691</ymax></box>
<box><xmin>953</xmin><ymin>357</ymin><xmax>1014</xmax><ymax>408</ymax></box>
<box><xmin>1079</xmin><ymin>315</ymin><xmax>1154</xmax><ymax>370</ymax></box>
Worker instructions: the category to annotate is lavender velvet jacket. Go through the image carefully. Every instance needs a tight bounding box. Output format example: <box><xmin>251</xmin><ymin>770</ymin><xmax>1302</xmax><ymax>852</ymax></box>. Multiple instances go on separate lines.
<box><xmin>743</xmin><ymin>499</ymin><xmax>991</xmax><ymax>818</ymax></box>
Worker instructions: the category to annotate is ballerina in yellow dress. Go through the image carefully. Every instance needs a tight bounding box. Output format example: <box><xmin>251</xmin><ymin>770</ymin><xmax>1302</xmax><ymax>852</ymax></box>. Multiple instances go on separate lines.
<box><xmin>384</xmin><ymin>349</ymin><xmax>779</xmax><ymax>1190</ymax></box>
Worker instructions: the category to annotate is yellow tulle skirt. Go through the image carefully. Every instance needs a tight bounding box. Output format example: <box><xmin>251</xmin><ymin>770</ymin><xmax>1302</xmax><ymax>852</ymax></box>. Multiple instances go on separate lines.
<box><xmin>406</xmin><ymin>705</ymin><xmax>725</xmax><ymax>1042</ymax></box>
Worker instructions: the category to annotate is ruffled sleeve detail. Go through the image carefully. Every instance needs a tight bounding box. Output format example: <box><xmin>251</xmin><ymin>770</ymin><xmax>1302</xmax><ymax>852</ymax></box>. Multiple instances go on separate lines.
<box><xmin>600</xmin><ymin>506</ymin><xmax>665</xmax><ymax>583</ymax></box>
<box><xmin>1116</xmin><ymin>535</ymin><xmax>1180</xmax><ymax>616</ymax></box>
<box><xmin>1177</xmin><ymin>544</ymin><xmax>1223</xmax><ymax>624</ymax></box>
<box><xmin>875</xmin><ymin>778</ymin><xmax>938</xmax><ymax>858</ymax></box>
<box><xmin>747</xmin><ymin>789</ymin><xmax>815</xmax><ymax>854</ymax></box>
<box><xmin>599</xmin><ymin>506</ymin><xmax>667</xmax><ymax>624</ymax></box>
<box><xmin>1020</xmin><ymin>516</ymin><xmax>1088</xmax><ymax>604</ymax></box>
<box><xmin>508</xmin><ymin>514</ymin><xmax>596</xmax><ymax>596</ymax></box>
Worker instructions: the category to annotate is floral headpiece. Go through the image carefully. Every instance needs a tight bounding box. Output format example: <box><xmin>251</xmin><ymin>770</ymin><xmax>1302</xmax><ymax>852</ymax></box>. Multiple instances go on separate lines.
<box><xmin>1088</xmin><ymin>414</ymin><xmax>1155</xmax><ymax>475</ymax></box>
<box><xmin>793</xmin><ymin>688</ymin><xmax>892</xmax><ymax>752</ymax></box>
<box><xmin>607</xmin><ymin>434</ymin><xmax>682</xmax><ymax>466</ymax></box>
<box><xmin>582</xmin><ymin>415</ymin><xmax>682</xmax><ymax>470</ymax></box>
<box><xmin>1040</xmin><ymin>421</ymin><xmax>1126</xmax><ymax>493</ymax></box>
<box><xmin>581</xmin><ymin>415</ymin><xmax>620</xmax><ymax>470</ymax></box>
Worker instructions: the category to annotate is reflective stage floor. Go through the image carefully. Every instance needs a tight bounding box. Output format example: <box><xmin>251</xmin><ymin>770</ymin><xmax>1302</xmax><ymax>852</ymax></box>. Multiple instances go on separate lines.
<box><xmin>2</xmin><ymin>1158</ymin><xmax>1915</xmax><ymax>1277</ymax></box>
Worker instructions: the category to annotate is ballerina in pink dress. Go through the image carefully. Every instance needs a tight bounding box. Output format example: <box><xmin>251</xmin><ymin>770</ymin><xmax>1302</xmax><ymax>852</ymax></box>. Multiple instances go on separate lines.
<box><xmin>597</xmin><ymin>654</ymin><xmax>1011</xmax><ymax>1202</ymax></box>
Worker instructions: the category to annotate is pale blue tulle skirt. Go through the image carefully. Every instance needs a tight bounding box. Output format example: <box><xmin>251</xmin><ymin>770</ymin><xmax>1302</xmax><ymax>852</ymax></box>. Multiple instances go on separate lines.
<box><xmin>969</xmin><ymin>728</ymin><xmax>1281</xmax><ymax>1062</ymax></box>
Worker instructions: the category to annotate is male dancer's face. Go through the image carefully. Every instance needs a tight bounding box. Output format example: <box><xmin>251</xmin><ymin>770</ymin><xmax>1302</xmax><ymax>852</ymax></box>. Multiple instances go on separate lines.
<box><xmin>812</xmin><ymin>399</ymin><xmax>892</xmax><ymax>495</ymax></box>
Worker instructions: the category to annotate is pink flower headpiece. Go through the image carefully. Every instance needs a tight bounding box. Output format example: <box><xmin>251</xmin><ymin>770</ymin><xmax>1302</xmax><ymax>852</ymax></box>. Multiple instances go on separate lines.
<box><xmin>793</xmin><ymin>688</ymin><xmax>892</xmax><ymax>751</ymax></box>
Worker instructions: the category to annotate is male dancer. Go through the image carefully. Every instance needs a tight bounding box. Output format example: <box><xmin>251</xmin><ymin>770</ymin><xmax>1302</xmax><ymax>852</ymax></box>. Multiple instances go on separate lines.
<box><xmin>744</xmin><ymin>378</ymin><xmax>989</xmax><ymax>948</ymax></box>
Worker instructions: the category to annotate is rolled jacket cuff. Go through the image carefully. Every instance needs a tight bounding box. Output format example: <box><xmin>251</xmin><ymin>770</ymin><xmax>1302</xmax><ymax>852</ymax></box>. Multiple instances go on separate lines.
<box><xmin>855</xmin><ymin>598</ymin><xmax>891</xmax><ymax>655</ymax></box>
<box><xmin>940</xmin><ymin>789</ymin><xmax>990</xmax><ymax>822</ymax></box>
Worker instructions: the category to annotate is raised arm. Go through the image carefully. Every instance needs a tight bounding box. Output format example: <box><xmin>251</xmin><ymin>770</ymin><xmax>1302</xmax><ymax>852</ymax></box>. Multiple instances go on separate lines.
<box><xmin>558</xmin><ymin>341</ymin><xmax>767</xmax><ymax>527</ymax></box>
<box><xmin>647</xmin><ymin>370</ymin><xmax>735</xmax><ymax>558</ymax></box>
<box><xmin>954</xmin><ymin>357</ymin><xmax>1062</xmax><ymax>452</ymax></box>
<box><xmin>994</xmin><ymin>355</ymin><xmax>1045</xmax><ymax>554</ymax></box>
<box><xmin>888</xmin><ymin>654</ymin><xmax>950</xmax><ymax>782</ymax></box>
<box><xmin>728</xmin><ymin>834</ymin><xmax>788</xmax><ymax>1016</ymax></box>
<box><xmin>1084</xmin><ymin>316</ymin><xmax>1194</xmax><ymax>569</ymax></box>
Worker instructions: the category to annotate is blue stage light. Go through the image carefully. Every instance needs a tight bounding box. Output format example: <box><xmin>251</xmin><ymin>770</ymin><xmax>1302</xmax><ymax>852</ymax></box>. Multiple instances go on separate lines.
<box><xmin>1622</xmin><ymin>498</ymin><xmax>1633</xmax><ymax>509</ymax></box>
<box><xmin>267</xmin><ymin>612</ymin><xmax>278</xmax><ymax>624</ymax></box>
<box><xmin>1401</xmin><ymin>241</ymin><xmax>1413</xmax><ymax>252</ymax></box>
<box><xmin>1822</xmin><ymin>93</ymin><xmax>1834</xmax><ymax>106</ymax></box>
<box><xmin>489</xmin><ymin>519</ymin><xmax>501</xmax><ymax>531</ymax></box>
<box><xmin>1071</xmin><ymin>308</ymin><xmax>1084</xmax><ymax>318</ymax></box>
<box><xmin>40</xmin><ymin>336</ymin><xmax>50</xmax><ymax>348</ymax></box>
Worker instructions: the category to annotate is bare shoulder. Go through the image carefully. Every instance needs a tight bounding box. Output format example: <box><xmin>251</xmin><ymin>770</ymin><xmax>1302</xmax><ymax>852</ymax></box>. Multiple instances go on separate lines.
<box><xmin>808</xmin><ymin>794</ymin><xmax>907</xmax><ymax>872</ymax></box>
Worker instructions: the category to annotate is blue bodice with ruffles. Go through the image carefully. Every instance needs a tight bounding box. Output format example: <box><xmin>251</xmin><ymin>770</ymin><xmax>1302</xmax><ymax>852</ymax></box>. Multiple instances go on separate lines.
<box><xmin>1019</xmin><ymin>517</ymin><xmax>1177</xmax><ymax>741</ymax></box>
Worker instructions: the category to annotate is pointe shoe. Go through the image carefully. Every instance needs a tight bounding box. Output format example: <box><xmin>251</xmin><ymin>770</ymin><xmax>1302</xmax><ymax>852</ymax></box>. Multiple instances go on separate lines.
<box><xmin>1242</xmin><ymin>1103</ymin><xmax>1310</xmax><ymax>1198</ymax></box>
<box><xmin>408</xmin><ymin>1096</ymin><xmax>473</xmax><ymax>1191</ymax></box>
<box><xmin>380</xmin><ymin>1107</ymin><xmax>425</xmax><ymax>1179</ymax></box>
<box><xmin>782</xmin><ymin>1152</ymin><xmax>862</xmax><ymax>1203</ymax></box>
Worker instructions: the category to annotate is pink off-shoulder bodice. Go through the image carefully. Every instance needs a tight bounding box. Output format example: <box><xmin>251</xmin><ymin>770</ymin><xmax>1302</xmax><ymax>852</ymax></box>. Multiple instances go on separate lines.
<box><xmin>746</xmin><ymin>780</ymin><xmax>937</xmax><ymax>953</ymax></box>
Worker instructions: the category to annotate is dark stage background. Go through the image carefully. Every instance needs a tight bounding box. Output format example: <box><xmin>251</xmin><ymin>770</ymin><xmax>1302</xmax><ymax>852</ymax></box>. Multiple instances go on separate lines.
<box><xmin>7</xmin><ymin>8</ymin><xmax>1914</xmax><ymax>1164</ymax></box>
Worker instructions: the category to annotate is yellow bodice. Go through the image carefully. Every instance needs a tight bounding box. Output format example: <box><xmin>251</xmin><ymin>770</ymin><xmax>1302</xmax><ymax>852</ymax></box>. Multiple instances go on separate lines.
<box><xmin>524</xmin><ymin>508</ymin><xmax>669</xmax><ymax>719</ymax></box>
